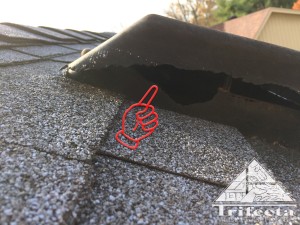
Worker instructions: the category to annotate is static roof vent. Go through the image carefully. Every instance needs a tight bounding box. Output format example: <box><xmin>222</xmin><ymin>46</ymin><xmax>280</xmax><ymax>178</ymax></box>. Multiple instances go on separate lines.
<box><xmin>63</xmin><ymin>14</ymin><xmax>300</xmax><ymax>148</ymax></box>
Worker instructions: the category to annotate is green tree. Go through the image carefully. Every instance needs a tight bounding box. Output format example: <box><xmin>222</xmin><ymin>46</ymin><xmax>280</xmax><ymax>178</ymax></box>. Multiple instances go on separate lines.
<box><xmin>216</xmin><ymin>0</ymin><xmax>295</xmax><ymax>21</ymax></box>
<box><xmin>166</xmin><ymin>0</ymin><xmax>218</xmax><ymax>27</ymax></box>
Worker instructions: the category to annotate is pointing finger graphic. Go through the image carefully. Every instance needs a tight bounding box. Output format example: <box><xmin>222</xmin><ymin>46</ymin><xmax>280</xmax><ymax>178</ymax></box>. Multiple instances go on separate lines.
<box><xmin>115</xmin><ymin>85</ymin><xmax>159</xmax><ymax>150</ymax></box>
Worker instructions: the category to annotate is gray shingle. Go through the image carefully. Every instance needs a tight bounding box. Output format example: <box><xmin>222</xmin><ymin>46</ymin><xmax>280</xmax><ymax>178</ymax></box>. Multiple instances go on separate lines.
<box><xmin>52</xmin><ymin>53</ymin><xmax>80</xmax><ymax>63</ymax></box>
<box><xmin>25</xmin><ymin>26</ymin><xmax>79</xmax><ymax>41</ymax></box>
<box><xmin>0</xmin><ymin>142</ymin><xmax>91</xmax><ymax>225</ymax></box>
<box><xmin>0</xmin><ymin>49</ymin><xmax>39</xmax><ymax>65</ymax></box>
<box><xmin>13</xmin><ymin>45</ymin><xmax>77</xmax><ymax>58</ymax></box>
<box><xmin>0</xmin><ymin>24</ymin><xmax>59</xmax><ymax>43</ymax></box>
<box><xmin>0</xmin><ymin>40</ymin><xmax>11</xmax><ymax>47</ymax></box>
<box><xmin>69</xmin><ymin>30</ymin><xmax>107</xmax><ymax>41</ymax></box>
<box><xmin>97</xmin><ymin>101</ymin><xmax>258</xmax><ymax>185</ymax></box>
<box><xmin>82</xmin><ymin>149</ymin><xmax>300</xmax><ymax>225</ymax></box>
<box><xmin>2</xmin><ymin>23</ymin><xmax>78</xmax><ymax>42</ymax></box>
<box><xmin>62</xmin><ymin>43</ymin><xmax>99</xmax><ymax>51</ymax></box>
<box><xmin>249</xmin><ymin>137</ymin><xmax>300</xmax><ymax>216</ymax></box>
<box><xmin>82</xmin><ymin>156</ymin><xmax>221</xmax><ymax>225</ymax></box>
<box><xmin>65</xmin><ymin>29</ymin><xmax>98</xmax><ymax>41</ymax></box>
<box><xmin>1</xmin><ymin>19</ymin><xmax>298</xmax><ymax>225</ymax></box>
<box><xmin>0</xmin><ymin>61</ymin><xmax>123</xmax><ymax>160</ymax></box>
<box><xmin>41</xmin><ymin>27</ymin><xmax>95</xmax><ymax>41</ymax></box>
<box><xmin>84</xmin><ymin>30</ymin><xmax>115</xmax><ymax>39</ymax></box>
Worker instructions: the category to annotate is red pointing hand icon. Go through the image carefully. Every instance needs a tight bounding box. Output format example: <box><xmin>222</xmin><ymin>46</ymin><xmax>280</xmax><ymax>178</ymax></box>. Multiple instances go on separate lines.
<box><xmin>115</xmin><ymin>85</ymin><xmax>159</xmax><ymax>150</ymax></box>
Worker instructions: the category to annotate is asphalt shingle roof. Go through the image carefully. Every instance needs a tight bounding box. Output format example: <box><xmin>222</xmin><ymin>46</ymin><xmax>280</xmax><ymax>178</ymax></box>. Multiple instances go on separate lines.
<box><xmin>0</xmin><ymin>24</ymin><xmax>61</xmax><ymax>44</ymax></box>
<box><xmin>2</xmin><ymin>23</ymin><xmax>78</xmax><ymax>42</ymax></box>
<box><xmin>0</xmin><ymin>49</ymin><xmax>39</xmax><ymax>66</ymax></box>
<box><xmin>0</xmin><ymin>19</ymin><xmax>299</xmax><ymax>225</ymax></box>
<box><xmin>98</xmin><ymin>101</ymin><xmax>258</xmax><ymax>185</ymax></box>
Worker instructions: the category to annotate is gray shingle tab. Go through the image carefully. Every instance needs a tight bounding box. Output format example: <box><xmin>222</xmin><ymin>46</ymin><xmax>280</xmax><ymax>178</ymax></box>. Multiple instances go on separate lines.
<box><xmin>248</xmin><ymin>138</ymin><xmax>300</xmax><ymax>223</ymax></box>
<box><xmin>69</xmin><ymin>30</ymin><xmax>107</xmax><ymax>41</ymax></box>
<box><xmin>52</xmin><ymin>53</ymin><xmax>80</xmax><ymax>63</ymax></box>
<box><xmin>62</xmin><ymin>43</ymin><xmax>99</xmax><ymax>51</ymax></box>
<box><xmin>0</xmin><ymin>61</ymin><xmax>123</xmax><ymax>160</ymax></box>
<box><xmin>0</xmin><ymin>24</ymin><xmax>59</xmax><ymax>43</ymax></box>
<box><xmin>65</xmin><ymin>29</ymin><xmax>99</xmax><ymax>41</ymax></box>
<box><xmin>41</xmin><ymin>27</ymin><xmax>95</xmax><ymax>41</ymax></box>
<box><xmin>0</xmin><ymin>49</ymin><xmax>39</xmax><ymax>65</ymax></box>
<box><xmin>13</xmin><ymin>45</ymin><xmax>77</xmax><ymax>57</ymax></box>
<box><xmin>82</xmin><ymin>156</ymin><xmax>221</xmax><ymax>225</ymax></box>
<box><xmin>0</xmin><ymin>142</ymin><xmax>91</xmax><ymax>225</ymax></box>
<box><xmin>98</xmin><ymin>102</ymin><xmax>258</xmax><ymax>185</ymax></box>
<box><xmin>0</xmin><ymin>40</ymin><xmax>11</xmax><ymax>47</ymax></box>
<box><xmin>2</xmin><ymin>22</ymin><xmax>78</xmax><ymax>42</ymax></box>
<box><xmin>81</xmin><ymin>141</ymin><xmax>300</xmax><ymax>225</ymax></box>
<box><xmin>34</xmin><ymin>26</ymin><xmax>79</xmax><ymax>41</ymax></box>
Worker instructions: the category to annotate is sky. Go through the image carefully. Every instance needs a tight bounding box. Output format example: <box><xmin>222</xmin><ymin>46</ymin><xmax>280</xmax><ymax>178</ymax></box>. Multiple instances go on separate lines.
<box><xmin>0</xmin><ymin>0</ymin><xmax>174</xmax><ymax>32</ymax></box>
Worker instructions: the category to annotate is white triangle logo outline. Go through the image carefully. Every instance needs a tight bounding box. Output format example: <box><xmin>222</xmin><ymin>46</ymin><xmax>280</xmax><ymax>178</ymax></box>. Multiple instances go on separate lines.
<box><xmin>214</xmin><ymin>158</ymin><xmax>295</xmax><ymax>204</ymax></box>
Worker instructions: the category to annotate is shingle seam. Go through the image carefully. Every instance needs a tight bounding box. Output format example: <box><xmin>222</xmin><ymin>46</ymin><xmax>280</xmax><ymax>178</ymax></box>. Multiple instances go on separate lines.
<box><xmin>87</xmin><ymin>96</ymin><xmax>226</xmax><ymax>188</ymax></box>
<box><xmin>1</xmin><ymin>138</ymin><xmax>92</xmax><ymax>165</ymax></box>
<box><xmin>0</xmin><ymin>44</ymin><xmax>42</xmax><ymax>49</ymax></box>
<box><xmin>67</xmin><ymin>29</ymin><xmax>107</xmax><ymax>41</ymax></box>
<box><xmin>11</xmin><ymin>48</ymin><xmax>79</xmax><ymax>60</ymax></box>
<box><xmin>39</xmin><ymin>27</ymin><xmax>95</xmax><ymax>43</ymax></box>
<box><xmin>0</xmin><ymin>42</ymin><xmax>84</xmax><ymax>50</ymax></box>
<box><xmin>1</xmin><ymin>22</ymin><xmax>80</xmax><ymax>43</ymax></box>
<box><xmin>49</xmin><ymin>53</ymin><xmax>80</xmax><ymax>63</ymax></box>
<box><xmin>91</xmin><ymin>100</ymin><xmax>129</xmax><ymax>153</ymax></box>
<box><xmin>0</xmin><ymin>59</ymin><xmax>44</xmax><ymax>67</ymax></box>
<box><xmin>88</xmin><ymin>99</ymin><xmax>226</xmax><ymax>188</ymax></box>
<box><xmin>95</xmin><ymin>150</ymin><xmax>227</xmax><ymax>188</ymax></box>
<box><xmin>41</xmin><ymin>51</ymin><xmax>80</xmax><ymax>60</ymax></box>
<box><xmin>59</xmin><ymin>43</ymin><xmax>98</xmax><ymax>51</ymax></box>
<box><xmin>87</xmin><ymin>31</ymin><xmax>113</xmax><ymax>39</ymax></box>
<box><xmin>0</xmin><ymin>34</ymin><xmax>60</xmax><ymax>45</ymax></box>
<box><xmin>10</xmin><ymin>48</ymin><xmax>44</xmax><ymax>58</ymax></box>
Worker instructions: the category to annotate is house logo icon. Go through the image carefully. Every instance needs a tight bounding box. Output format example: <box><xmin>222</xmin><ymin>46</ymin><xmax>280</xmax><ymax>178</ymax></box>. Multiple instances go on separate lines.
<box><xmin>212</xmin><ymin>158</ymin><xmax>297</xmax><ymax>217</ymax></box>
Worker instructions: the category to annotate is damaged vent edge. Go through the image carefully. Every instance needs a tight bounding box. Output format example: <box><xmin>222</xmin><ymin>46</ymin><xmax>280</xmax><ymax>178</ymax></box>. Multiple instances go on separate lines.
<box><xmin>64</xmin><ymin>64</ymin><xmax>300</xmax><ymax>111</ymax></box>
<box><xmin>64</xmin><ymin>64</ymin><xmax>300</xmax><ymax>149</ymax></box>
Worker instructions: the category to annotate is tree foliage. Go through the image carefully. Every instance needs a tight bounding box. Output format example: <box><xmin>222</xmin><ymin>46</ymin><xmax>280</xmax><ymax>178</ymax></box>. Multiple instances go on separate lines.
<box><xmin>166</xmin><ymin>0</ymin><xmax>296</xmax><ymax>26</ymax></box>
<box><xmin>165</xmin><ymin>0</ymin><xmax>217</xmax><ymax>26</ymax></box>
<box><xmin>216</xmin><ymin>0</ymin><xmax>295</xmax><ymax>20</ymax></box>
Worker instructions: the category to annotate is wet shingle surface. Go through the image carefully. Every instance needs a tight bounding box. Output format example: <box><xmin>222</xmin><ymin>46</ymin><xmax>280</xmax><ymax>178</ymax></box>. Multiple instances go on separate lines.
<box><xmin>0</xmin><ymin>61</ymin><xmax>123</xmax><ymax>160</ymax></box>
<box><xmin>0</xmin><ymin>49</ymin><xmax>39</xmax><ymax>65</ymax></box>
<box><xmin>98</xmin><ymin>102</ymin><xmax>258</xmax><ymax>185</ymax></box>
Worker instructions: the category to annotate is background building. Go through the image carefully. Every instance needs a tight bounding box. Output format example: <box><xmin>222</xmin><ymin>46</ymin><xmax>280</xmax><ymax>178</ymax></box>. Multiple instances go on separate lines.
<box><xmin>212</xmin><ymin>7</ymin><xmax>300</xmax><ymax>51</ymax></box>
